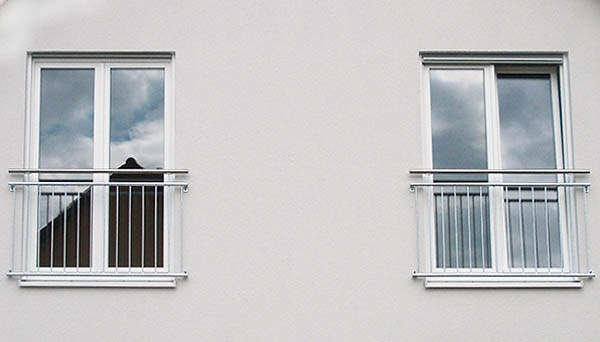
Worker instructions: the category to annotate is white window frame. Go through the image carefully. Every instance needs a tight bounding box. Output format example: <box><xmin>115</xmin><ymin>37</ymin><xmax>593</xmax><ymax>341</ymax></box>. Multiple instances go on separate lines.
<box><xmin>21</xmin><ymin>52</ymin><xmax>177</xmax><ymax>286</ymax></box>
<box><xmin>418</xmin><ymin>52</ymin><xmax>581</xmax><ymax>287</ymax></box>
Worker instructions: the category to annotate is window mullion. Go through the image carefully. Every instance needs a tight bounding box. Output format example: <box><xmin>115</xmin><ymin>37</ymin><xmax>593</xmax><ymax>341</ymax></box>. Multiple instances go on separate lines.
<box><xmin>484</xmin><ymin>65</ymin><xmax>509</xmax><ymax>272</ymax></box>
<box><xmin>91</xmin><ymin>63</ymin><xmax>108</xmax><ymax>272</ymax></box>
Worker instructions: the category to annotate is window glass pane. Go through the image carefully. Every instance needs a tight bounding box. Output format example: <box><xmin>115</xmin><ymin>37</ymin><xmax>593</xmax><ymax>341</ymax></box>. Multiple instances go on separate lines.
<box><xmin>109</xmin><ymin>69</ymin><xmax>165</xmax><ymax>268</ymax></box>
<box><xmin>110</xmin><ymin>68</ymin><xmax>164</xmax><ymax>169</ymax></box>
<box><xmin>38</xmin><ymin>69</ymin><xmax>94</xmax><ymax>268</ymax></box>
<box><xmin>39</xmin><ymin>69</ymin><xmax>94</xmax><ymax>169</ymax></box>
<box><xmin>429</xmin><ymin>70</ymin><xmax>491</xmax><ymax>268</ymax></box>
<box><xmin>430</xmin><ymin>69</ymin><xmax>487</xmax><ymax>182</ymax></box>
<box><xmin>498</xmin><ymin>74</ymin><xmax>558</xmax><ymax>181</ymax></box>
<box><xmin>498</xmin><ymin>74</ymin><xmax>562</xmax><ymax>268</ymax></box>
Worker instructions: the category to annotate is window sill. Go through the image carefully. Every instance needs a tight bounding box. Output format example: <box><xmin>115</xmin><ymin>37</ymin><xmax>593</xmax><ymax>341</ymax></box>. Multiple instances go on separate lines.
<box><xmin>423</xmin><ymin>276</ymin><xmax>584</xmax><ymax>289</ymax></box>
<box><xmin>17</xmin><ymin>275</ymin><xmax>179</xmax><ymax>288</ymax></box>
<box><xmin>7</xmin><ymin>272</ymin><xmax>188</xmax><ymax>288</ymax></box>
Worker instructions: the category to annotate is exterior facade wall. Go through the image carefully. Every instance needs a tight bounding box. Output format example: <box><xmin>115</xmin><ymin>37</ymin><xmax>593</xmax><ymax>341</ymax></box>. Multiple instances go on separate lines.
<box><xmin>1</xmin><ymin>0</ymin><xmax>599</xmax><ymax>340</ymax></box>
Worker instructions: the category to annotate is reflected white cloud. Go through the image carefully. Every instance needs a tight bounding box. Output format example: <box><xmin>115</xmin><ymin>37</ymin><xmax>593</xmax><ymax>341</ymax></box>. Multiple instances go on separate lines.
<box><xmin>110</xmin><ymin>69</ymin><xmax>164</xmax><ymax>168</ymax></box>
<box><xmin>110</xmin><ymin>117</ymin><xmax>164</xmax><ymax>169</ymax></box>
<box><xmin>40</xmin><ymin>134</ymin><xmax>94</xmax><ymax>169</ymax></box>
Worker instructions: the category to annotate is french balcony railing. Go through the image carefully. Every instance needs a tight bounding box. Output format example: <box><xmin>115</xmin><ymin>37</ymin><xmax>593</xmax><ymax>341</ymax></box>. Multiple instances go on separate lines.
<box><xmin>7</xmin><ymin>168</ymin><xmax>189</xmax><ymax>285</ymax></box>
<box><xmin>409</xmin><ymin>169</ymin><xmax>595</xmax><ymax>286</ymax></box>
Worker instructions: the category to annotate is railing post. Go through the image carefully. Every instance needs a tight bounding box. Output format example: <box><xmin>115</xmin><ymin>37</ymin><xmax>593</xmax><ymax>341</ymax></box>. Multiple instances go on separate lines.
<box><xmin>583</xmin><ymin>186</ymin><xmax>590</xmax><ymax>274</ymax></box>
<box><xmin>413</xmin><ymin>186</ymin><xmax>420</xmax><ymax>273</ymax></box>
<box><xmin>10</xmin><ymin>185</ymin><xmax>17</xmax><ymax>273</ymax></box>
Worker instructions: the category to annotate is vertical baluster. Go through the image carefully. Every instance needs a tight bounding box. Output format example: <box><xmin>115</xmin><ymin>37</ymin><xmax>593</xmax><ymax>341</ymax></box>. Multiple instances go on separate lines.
<box><xmin>169</xmin><ymin>186</ymin><xmax>173</xmax><ymax>273</ymax></box>
<box><xmin>479</xmin><ymin>187</ymin><xmax>485</xmax><ymax>271</ymax></box>
<box><xmin>50</xmin><ymin>188</ymin><xmax>54</xmax><ymax>272</ymax></box>
<box><xmin>504</xmin><ymin>187</ymin><xmax>511</xmax><ymax>272</ymax></box>
<box><xmin>471</xmin><ymin>193</ymin><xmax>476</xmax><ymax>268</ymax></box>
<box><xmin>103</xmin><ymin>185</ymin><xmax>107</xmax><ymax>270</ymax></box>
<box><xmin>518</xmin><ymin>187</ymin><xmax>525</xmax><ymax>272</ymax></box>
<box><xmin>63</xmin><ymin>190</ymin><xmax>67</xmax><ymax>271</ymax></box>
<box><xmin>446</xmin><ymin>191</ymin><xmax>452</xmax><ymax>268</ymax></box>
<box><xmin>440</xmin><ymin>187</ymin><xmax>446</xmax><ymax>272</ymax></box>
<box><xmin>142</xmin><ymin>186</ymin><xmax>145</xmax><ymax>271</ymax></box>
<box><xmin>531</xmin><ymin>187</ymin><xmax>538</xmax><ymax>272</ymax></box>
<box><xmin>466</xmin><ymin>187</ymin><xmax>472</xmax><ymax>272</ymax></box>
<box><xmin>44</xmin><ymin>191</ymin><xmax>49</xmax><ymax>270</ymax></box>
<box><xmin>128</xmin><ymin>186</ymin><xmax>132</xmax><ymax>273</ymax></box>
<box><xmin>89</xmin><ymin>187</ymin><xmax>93</xmax><ymax>270</ymax></box>
<box><xmin>155</xmin><ymin>185</ymin><xmax>158</xmax><ymax>272</ymax></box>
<box><xmin>574</xmin><ymin>187</ymin><xmax>581</xmax><ymax>273</ymax></box>
<box><xmin>453</xmin><ymin>187</ymin><xmax>459</xmax><ymax>271</ymax></box>
<box><xmin>116</xmin><ymin>186</ymin><xmax>119</xmax><ymax>272</ymax></box>
<box><xmin>77</xmin><ymin>190</ymin><xmax>80</xmax><ymax>271</ymax></box>
<box><xmin>544</xmin><ymin>187</ymin><xmax>551</xmax><ymax>273</ymax></box>
<box><xmin>560</xmin><ymin>186</ymin><xmax>566</xmax><ymax>274</ymax></box>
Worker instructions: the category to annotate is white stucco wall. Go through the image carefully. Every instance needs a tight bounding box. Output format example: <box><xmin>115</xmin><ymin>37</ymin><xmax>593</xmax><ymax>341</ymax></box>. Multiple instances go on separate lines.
<box><xmin>1</xmin><ymin>0</ymin><xmax>599</xmax><ymax>340</ymax></box>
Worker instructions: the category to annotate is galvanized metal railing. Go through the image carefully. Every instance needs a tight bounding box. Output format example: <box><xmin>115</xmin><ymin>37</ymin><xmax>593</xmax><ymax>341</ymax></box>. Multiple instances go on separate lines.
<box><xmin>409</xmin><ymin>169</ymin><xmax>595</xmax><ymax>279</ymax></box>
<box><xmin>7</xmin><ymin>169</ymin><xmax>188</xmax><ymax>279</ymax></box>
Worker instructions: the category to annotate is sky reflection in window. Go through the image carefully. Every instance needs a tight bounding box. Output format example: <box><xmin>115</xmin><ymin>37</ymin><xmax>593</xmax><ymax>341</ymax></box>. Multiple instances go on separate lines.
<box><xmin>430</xmin><ymin>69</ymin><xmax>487</xmax><ymax>181</ymax></box>
<box><xmin>110</xmin><ymin>69</ymin><xmax>164</xmax><ymax>169</ymax></box>
<box><xmin>39</xmin><ymin>69</ymin><xmax>94</xmax><ymax>169</ymax></box>
<box><xmin>498</xmin><ymin>74</ymin><xmax>558</xmax><ymax>182</ymax></box>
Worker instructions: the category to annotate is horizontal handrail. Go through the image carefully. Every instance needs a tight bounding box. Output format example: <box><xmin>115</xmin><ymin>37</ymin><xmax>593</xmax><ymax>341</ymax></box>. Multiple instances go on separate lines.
<box><xmin>9</xmin><ymin>181</ymin><xmax>188</xmax><ymax>187</ymax></box>
<box><xmin>409</xmin><ymin>169</ymin><xmax>590</xmax><ymax>175</ymax></box>
<box><xmin>8</xmin><ymin>168</ymin><xmax>188</xmax><ymax>174</ymax></box>
<box><xmin>6</xmin><ymin>271</ymin><xmax>188</xmax><ymax>278</ymax></box>
<box><xmin>410</xmin><ymin>182</ymin><xmax>590</xmax><ymax>188</ymax></box>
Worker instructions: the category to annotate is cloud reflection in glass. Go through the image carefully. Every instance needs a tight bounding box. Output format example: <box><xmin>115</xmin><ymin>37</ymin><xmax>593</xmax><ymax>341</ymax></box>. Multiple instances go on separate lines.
<box><xmin>110</xmin><ymin>68</ymin><xmax>164</xmax><ymax>169</ymax></box>
<box><xmin>39</xmin><ymin>69</ymin><xmax>95</xmax><ymax>169</ymax></box>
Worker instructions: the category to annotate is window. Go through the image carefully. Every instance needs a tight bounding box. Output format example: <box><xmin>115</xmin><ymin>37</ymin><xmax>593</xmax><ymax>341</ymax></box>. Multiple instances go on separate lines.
<box><xmin>411</xmin><ymin>53</ymin><xmax>593</xmax><ymax>288</ymax></box>
<box><xmin>8</xmin><ymin>52</ymin><xmax>187</xmax><ymax>287</ymax></box>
